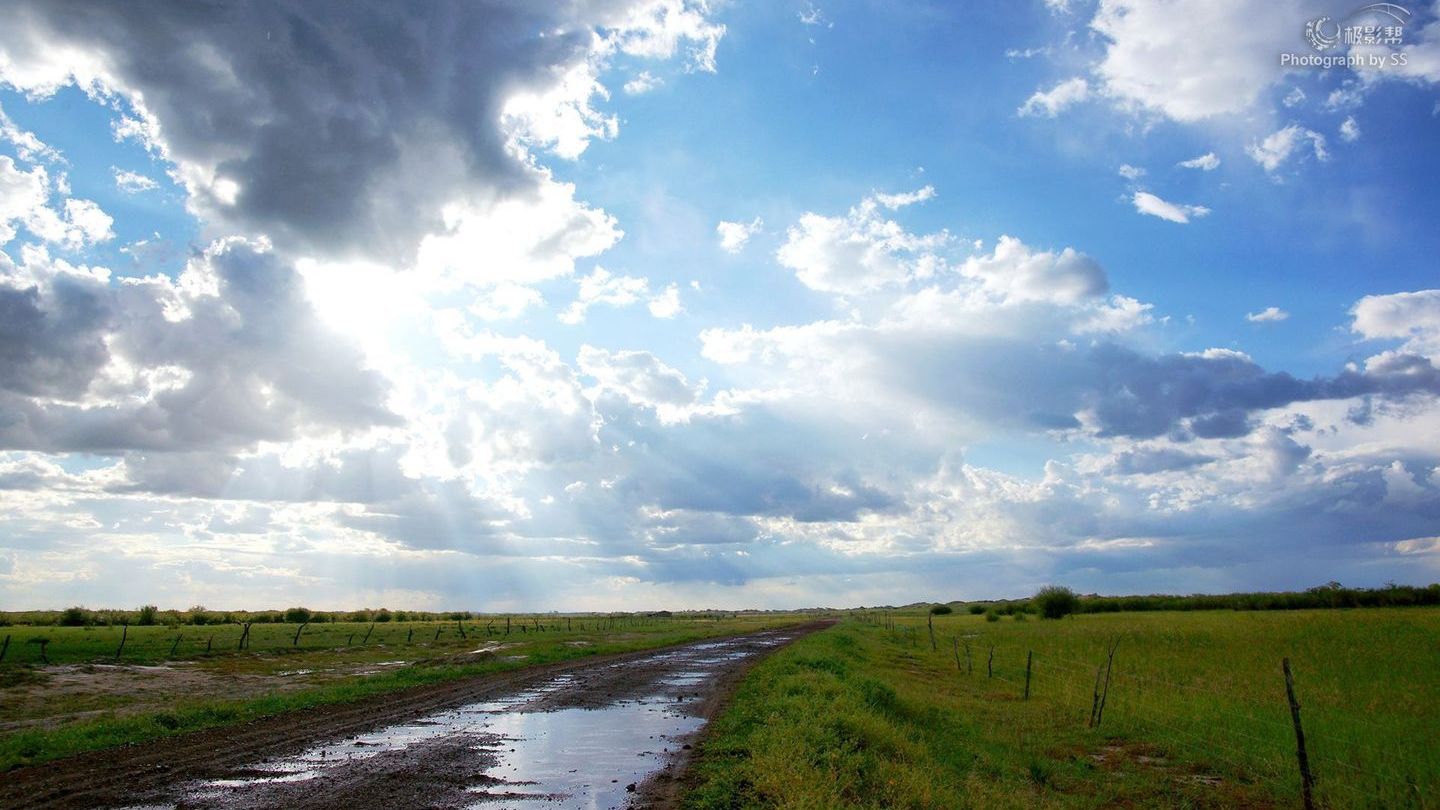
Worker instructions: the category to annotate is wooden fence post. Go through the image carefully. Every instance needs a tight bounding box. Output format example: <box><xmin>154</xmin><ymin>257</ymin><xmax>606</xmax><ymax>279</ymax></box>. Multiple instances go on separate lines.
<box><xmin>1089</xmin><ymin>665</ymin><xmax>1104</xmax><ymax>727</ymax></box>
<box><xmin>987</xmin><ymin>646</ymin><xmax>994</xmax><ymax>678</ymax></box>
<box><xmin>964</xmin><ymin>639</ymin><xmax>972</xmax><ymax>675</ymax></box>
<box><xmin>927</xmin><ymin>612</ymin><xmax>936</xmax><ymax>651</ymax></box>
<box><xmin>458</xmin><ymin>620</ymin><xmax>467</xmax><ymax>640</ymax></box>
<box><xmin>0</xmin><ymin>634</ymin><xmax>9</xmax><ymax>663</ymax></box>
<box><xmin>292</xmin><ymin>621</ymin><xmax>308</xmax><ymax>647</ymax></box>
<box><xmin>1283</xmin><ymin>658</ymin><xmax>1317</xmax><ymax>810</ymax></box>
<box><xmin>1095</xmin><ymin>638</ymin><xmax>1119</xmax><ymax>727</ymax></box>
<box><xmin>363</xmin><ymin>623</ymin><xmax>375</xmax><ymax>644</ymax></box>
<box><xmin>115</xmin><ymin>625</ymin><xmax>128</xmax><ymax>661</ymax></box>
<box><xmin>951</xmin><ymin>637</ymin><xmax>961</xmax><ymax>671</ymax></box>
<box><xmin>169</xmin><ymin>634</ymin><xmax>183</xmax><ymax>657</ymax></box>
<box><xmin>1024</xmin><ymin>651</ymin><xmax>1033</xmax><ymax>700</ymax></box>
<box><xmin>433</xmin><ymin>625</ymin><xmax>442</xmax><ymax>641</ymax></box>
<box><xmin>407</xmin><ymin>627</ymin><xmax>414</xmax><ymax>643</ymax></box>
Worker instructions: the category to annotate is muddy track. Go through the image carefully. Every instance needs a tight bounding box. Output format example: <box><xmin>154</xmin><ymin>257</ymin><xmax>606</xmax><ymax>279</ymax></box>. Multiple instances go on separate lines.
<box><xmin>0</xmin><ymin>621</ymin><xmax>832</xmax><ymax>809</ymax></box>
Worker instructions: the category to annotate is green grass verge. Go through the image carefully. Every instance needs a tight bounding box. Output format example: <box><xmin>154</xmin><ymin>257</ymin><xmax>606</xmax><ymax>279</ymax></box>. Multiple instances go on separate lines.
<box><xmin>685</xmin><ymin>611</ymin><xmax>1439</xmax><ymax>809</ymax></box>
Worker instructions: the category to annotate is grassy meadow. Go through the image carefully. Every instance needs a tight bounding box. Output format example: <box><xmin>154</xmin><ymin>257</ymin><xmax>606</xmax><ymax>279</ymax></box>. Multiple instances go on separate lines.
<box><xmin>684</xmin><ymin>607</ymin><xmax>1440</xmax><ymax>809</ymax></box>
<box><xmin>0</xmin><ymin>611</ymin><xmax>810</xmax><ymax>771</ymax></box>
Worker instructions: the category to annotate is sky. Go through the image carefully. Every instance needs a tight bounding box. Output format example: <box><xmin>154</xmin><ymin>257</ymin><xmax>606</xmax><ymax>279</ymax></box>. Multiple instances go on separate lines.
<box><xmin>0</xmin><ymin>0</ymin><xmax>1437</xmax><ymax>611</ymax></box>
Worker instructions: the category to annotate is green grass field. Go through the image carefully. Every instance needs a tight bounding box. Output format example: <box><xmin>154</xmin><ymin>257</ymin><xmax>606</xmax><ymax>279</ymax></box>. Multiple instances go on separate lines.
<box><xmin>684</xmin><ymin>608</ymin><xmax>1440</xmax><ymax>809</ymax></box>
<box><xmin>0</xmin><ymin>613</ymin><xmax>809</xmax><ymax>771</ymax></box>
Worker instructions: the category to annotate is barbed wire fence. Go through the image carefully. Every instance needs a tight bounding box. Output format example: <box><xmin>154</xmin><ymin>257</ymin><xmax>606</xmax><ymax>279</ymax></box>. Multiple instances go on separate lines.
<box><xmin>855</xmin><ymin>612</ymin><xmax>1435</xmax><ymax>809</ymax></box>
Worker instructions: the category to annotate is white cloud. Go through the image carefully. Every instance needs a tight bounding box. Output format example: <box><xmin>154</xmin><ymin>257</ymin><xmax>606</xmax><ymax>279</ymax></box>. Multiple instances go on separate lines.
<box><xmin>0</xmin><ymin>157</ymin><xmax>113</xmax><ymax>248</ymax></box>
<box><xmin>112</xmin><ymin>167</ymin><xmax>158</xmax><ymax>193</ymax></box>
<box><xmin>1091</xmin><ymin>0</ymin><xmax>1305</xmax><ymax>122</ymax></box>
<box><xmin>958</xmin><ymin>235</ymin><xmax>1109</xmax><ymax>304</ymax></box>
<box><xmin>1018</xmin><ymin>77</ymin><xmax>1089</xmax><ymax>118</ymax></box>
<box><xmin>0</xmin><ymin>102</ymin><xmax>59</xmax><ymax>163</ymax></box>
<box><xmin>1247</xmin><ymin>306</ymin><xmax>1290</xmax><ymax>323</ymax></box>
<box><xmin>623</xmin><ymin>70</ymin><xmax>663</xmax><ymax>95</ymax></box>
<box><xmin>1131</xmin><ymin>191</ymin><xmax>1211</xmax><ymax>224</ymax></box>
<box><xmin>873</xmin><ymin>185</ymin><xmax>936</xmax><ymax>209</ymax></box>
<box><xmin>1118</xmin><ymin>163</ymin><xmax>1146</xmax><ymax>180</ymax></box>
<box><xmin>648</xmin><ymin>283</ymin><xmax>684</xmax><ymax>318</ymax></box>
<box><xmin>776</xmin><ymin>191</ymin><xmax>946</xmax><ymax>294</ymax></box>
<box><xmin>560</xmin><ymin>267</ymin><xmax>652</xmax><ymax>324</ymax></box>
<box><xmin>1177</xmin><ymin>152</ymin><xmax>1220</xmax><ymax>171</ymax></box>
<box><xmin>1352</xmin><ymin>289</ymin><xmax>1440</xmax><ymax>355</ymax></box>
<box><xmin>1339</xmin><ymin>115</ymin><xmax>1361</xmax><ymax>143</ymax></box>
<box><xmin>716</xmin><ymin>217</ymin><xmax>763</xmax><ymax>252</ymax></box>
<box><xmin>415</xmin><ymin>170</ymin><xmax>622</xmax><ymax>291</ymax></box>
<box><xmin>1247</xmin><ymin>125</ymin><xmax>1329</xmax><ymax>173</ymax></box>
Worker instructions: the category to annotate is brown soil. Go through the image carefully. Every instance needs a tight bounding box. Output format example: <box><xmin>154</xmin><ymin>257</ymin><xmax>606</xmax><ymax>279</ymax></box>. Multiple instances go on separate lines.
<box><xmin>0</xmin><ymin>621</ymin><xmax>832</xmax><ymax>809</ymax></box>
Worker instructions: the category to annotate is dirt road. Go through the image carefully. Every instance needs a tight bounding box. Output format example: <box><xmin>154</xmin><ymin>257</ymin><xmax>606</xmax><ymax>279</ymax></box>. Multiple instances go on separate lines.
<box><xmin>0</xmin><ymin>622</ymin><xmax>828</xmax><ymax>809</ymax></box>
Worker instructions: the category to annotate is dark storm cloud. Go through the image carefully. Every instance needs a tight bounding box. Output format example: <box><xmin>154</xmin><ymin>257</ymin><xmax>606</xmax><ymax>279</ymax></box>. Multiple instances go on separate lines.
<box><xmin>0</xmin><ymin>274</ymin><xmax>112</xmax><ymax>398</ymax></box>
<box><xmin>0</xmin><ymin>240</ymin><xmax>396</xmax><ymax>454</ymax></box>
<box><xmin>0</xmin><ymin>0</ymin><xmax>604</xmax><ymax>262</ymax></box>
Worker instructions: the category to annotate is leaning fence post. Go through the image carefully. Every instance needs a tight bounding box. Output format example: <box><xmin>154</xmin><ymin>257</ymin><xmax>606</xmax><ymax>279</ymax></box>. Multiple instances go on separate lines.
<box><xmin>0</xmin><ymin>634</ymin><xmax>9</xmax><ymax>663</ymax></box>
<box><xmin>951</xmin><ymin>637</ymin><xmax>962</xmax><ymax>671</ymax></box>
<box><xmin>1283</xmin><ymin>658</ymin><xmax>1317</xmax><ymax>810</ymax></box>
<box><xmin>927</xmin><ymin>612</ymin><xmax>936</xmax><ymax>651</ymax></box>
<box><xmin>1089</xmin><ymin>665</ymin><xmax>1104</xmax><ymax>727</ymax></box>
<box><xmin>1095</xmin><ymin>638</ymin><xmax>1119</xmax><ymax>727</ymax></box>
<box><xmin>363</xmin><ymin>623</ymin><xmax>375</xmax><ymax>644</ymax></box>
<box><xmin>115</xmin><ymin>625</ymin><xmax>128</xmax><ymax>661</ymax></box>
<box><xmin>1024</xmin><ymin>651</ymin><xmax>1033</xmax><ymax>700</ymax></box>
<box><xmin>292</xmin><ymin>621</ymin><xmax>308</xmax><ymax>647</ymax></box>
<box><xmin>987</xmin><ymin>646</ymin><xmax>994</xmax><ymax>678</ymax></box>
<box><xmin>169</xmin><ymin>633</ymin><xmax>183</xmax><ymax>657</ymax></box>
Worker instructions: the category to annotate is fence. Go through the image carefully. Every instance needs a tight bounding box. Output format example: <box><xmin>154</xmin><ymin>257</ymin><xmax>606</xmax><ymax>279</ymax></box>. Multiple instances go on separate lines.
<box><xmin>855</xmin><ymin>612</ymin><xmax>1436</xmax><ymax>809</ymax></box>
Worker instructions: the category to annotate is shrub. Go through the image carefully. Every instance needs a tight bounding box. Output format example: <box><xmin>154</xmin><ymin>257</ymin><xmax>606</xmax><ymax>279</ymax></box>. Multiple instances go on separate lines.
<box><xmin>137</xmin><ymin>605</ymin><xmax>159</xmax><ymax>626</ymax></box>
<box><xmin>967</xmin><ymin>604</ymin><xmax>986</xmax><ymax>615</ymax></box>
<box><xmin>1014</xmin><ymin>611</ymin><xmax>1028</xmax><ymax>622</ymax></box>
<box><xmin>59</xmin><ymin>606</ymin><xmax>89</xmax><ymax>627</ymax></box>
<box><xmin>1034</xmin><ymin>585</ymin><xmax>1080</xmax><ymax>619</ymax></box>
<box><xmin>189</xmin><ymin>606</ymin><xmax>211</xmax><ymax>626</ymax></box>
<box><xmin>929</xmin><ymin>604</ymin><xmax>953</xmax><ymax>615</ymax></box>
<box><xmin>283</xmin><ymin>606</ymin><xmax>313</xmax><ymax>624</ymax></box>
<box><xmin>984</xmin><ymin>609</ymin><xmax>1000</xmax><ymax>623</ymax></box>
<box><xmin>374</xmin><ymin>608</ymin><xmax>392</xmax><ymax>623</ymax></box>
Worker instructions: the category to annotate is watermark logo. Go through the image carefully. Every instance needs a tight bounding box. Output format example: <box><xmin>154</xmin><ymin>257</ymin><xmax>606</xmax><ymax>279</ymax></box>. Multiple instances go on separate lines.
<box><xmin>1284</xmin><ymin>3</ymin><xmax>1412</xmax><ymax>68</ymax></box>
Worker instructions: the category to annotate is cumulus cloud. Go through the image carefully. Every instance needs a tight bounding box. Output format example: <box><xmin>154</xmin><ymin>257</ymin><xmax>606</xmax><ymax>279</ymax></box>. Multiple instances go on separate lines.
<box><xmin>0</xmin><ymin>0</ymin><xmax>724</xmax><ymax>265</ymax></box>
<box><xmin>1352</xmin><ymin>289</ymin><xmax>1440</xmax><ymax>355</ymax></box>
<box><xmin>1177</xmin><ymin>152</ymin><xmax>1220</xmax><ymax>171</ymax></box>
<box><xmin>1247</xmin><ymin>306</ymin><xmax>1290</xmax><ymax>323</ymax></box>
<box><xmin>776</xmin><ymin>190</ymin><xmax>947</xmax><ymax>294</ymax></box>
<box><xmin>716</xmin><ymin>217</ymin><xmax>763</xmax><ymax>252</ymax></box>
<box><xmin>560</xmin><ymin>267</ymin><xmax>652</xmax><ymax>324</ymax></box>
<box><xmin>1090</xmin><ymin>0</ymin><xmax>1306</xmax><ymax>122</ymax></box>
<box><xmin>1118</xmin><ymin>163</ymin><xmax>1146</xmax><ymax>180</ymax></box>
<box><xmin>623</xmin><ymin>71</ymin><xmax>663</xmax><ymax>95</ymax></box>
<box><xmin>0</xmin><ymin>238</ymin><xmax>396</xmax><ymax>455</ymax></box>
<box><xmin>1131</xmin><ymin>191</ymin><xmax>1211</xmax><ymax>224</ymax></box>
<box><xmin>0</xmin><ymin>157</ymin><xmax>113</xmax><ymax>248</ymax></box>
<box><xmin>1018</xmin><ymin>77</ymin><xmax>1090</xmax><ymax>117</ymax></box>
<box><xmin>1248</xmin><ymin>125</ymin><xmax>1329</xmax><ymax>173</ymax></box>
<box><xmin>958</xmin><ymin>235</ymin><xmax>1109</xmax><ymax>304</ymax></box>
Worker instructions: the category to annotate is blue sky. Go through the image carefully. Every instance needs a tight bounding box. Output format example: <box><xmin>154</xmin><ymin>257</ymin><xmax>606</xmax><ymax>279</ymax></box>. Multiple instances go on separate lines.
<box><xmin>0</xmin><ymin>0</ymin><xmax>1438</xmax><ymax>610</ymax></box>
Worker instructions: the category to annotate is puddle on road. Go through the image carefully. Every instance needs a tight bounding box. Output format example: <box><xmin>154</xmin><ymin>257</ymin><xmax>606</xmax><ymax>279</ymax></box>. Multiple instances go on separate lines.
<box><xmin>170</xmin><ymin>631</ymin><xmax>799</xmax><ymax>809</ymax></box>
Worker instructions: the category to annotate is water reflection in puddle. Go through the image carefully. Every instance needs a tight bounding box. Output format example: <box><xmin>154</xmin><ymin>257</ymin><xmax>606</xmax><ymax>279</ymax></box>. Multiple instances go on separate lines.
<box><xmin>179</xmin><ymin>631</ymin><xmax>799</xmax><ymax>809</ymax></box>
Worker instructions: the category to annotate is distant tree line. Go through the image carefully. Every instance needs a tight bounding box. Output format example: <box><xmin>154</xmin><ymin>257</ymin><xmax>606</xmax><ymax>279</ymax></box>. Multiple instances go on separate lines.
<box><xmin>949</xmin><ymin>582</ymin><xmax>1440</xmax><ymax>618</ymax></box>
<box><xmin>0</xmin><ymin>606</ymin><xmax>475</xmax><ymax>628</ymax></box>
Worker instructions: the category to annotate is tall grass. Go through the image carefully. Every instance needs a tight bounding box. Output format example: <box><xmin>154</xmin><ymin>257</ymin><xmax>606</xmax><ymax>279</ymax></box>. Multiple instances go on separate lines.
<box><xmin>689</xmin><ymin>608</ymin><xmax>1440</xmax><ymax>809</ymax></box>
